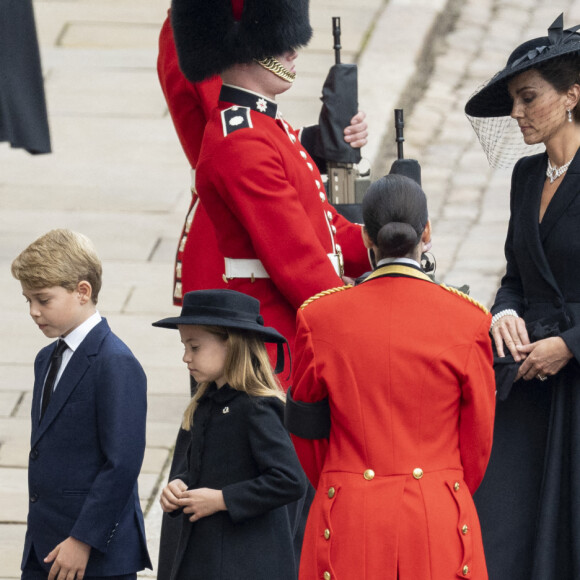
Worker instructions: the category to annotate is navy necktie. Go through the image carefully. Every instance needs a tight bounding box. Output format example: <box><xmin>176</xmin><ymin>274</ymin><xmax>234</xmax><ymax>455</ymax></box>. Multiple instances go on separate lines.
<box><xmin>40</xmin><ymin>339</ymin><xmax>68</xmax><ymax>421</ymax></box>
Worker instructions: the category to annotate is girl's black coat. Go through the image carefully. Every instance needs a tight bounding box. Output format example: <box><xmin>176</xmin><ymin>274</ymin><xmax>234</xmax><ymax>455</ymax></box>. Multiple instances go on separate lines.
<box><xmin>474</xmin><ymin>151</ymin><xmax>580</xmax><ymax>580</ymax></box>
<box><xmin>169</xmin><ymin>384</ymin><xmax>308</xmax><ymax>580</ymax></box>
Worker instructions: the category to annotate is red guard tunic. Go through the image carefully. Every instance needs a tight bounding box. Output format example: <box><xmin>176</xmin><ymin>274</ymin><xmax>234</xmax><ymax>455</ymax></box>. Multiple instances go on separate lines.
<box><xmin>157</xmin><ymin>15</ymin><xmax>225</xmax><ymax>304</ymax></box>
<box><xmin>196</xmin><ymin>85</ymin><xmax>370</xmax><ymax>376</ymax></box>
<box><xmin>290</xmin><ymin>264</ymin><xmax>495</xmax><ymax>579</ymax></box>
<box><xmin>158</xmin><ymin>17</ymin><xmax>369</xmax><ymax>316</ymax></box>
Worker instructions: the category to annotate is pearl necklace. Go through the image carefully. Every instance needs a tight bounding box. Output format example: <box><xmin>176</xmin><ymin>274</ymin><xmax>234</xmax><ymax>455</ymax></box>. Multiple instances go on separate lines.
<box><xmin>546</xmin><ymin>158</ymin><xmax>573</xmax><ymax>183</ymax></box>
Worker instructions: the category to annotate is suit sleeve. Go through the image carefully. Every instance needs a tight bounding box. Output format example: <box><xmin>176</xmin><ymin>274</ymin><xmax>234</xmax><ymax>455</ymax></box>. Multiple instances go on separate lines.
<box><xmin>207</xmin><ymin>132</ymin><xmax>346</xmax><ymax>309</ymax></box>
<box><xmin>69</xmin><ymin>349</ymin><xmax>147</xmax><ymax>553</ymax></box>
<box><xmin>288</xmin><ymin>309</ymin><xmax>331</xmax><ymax>488</ymax></box>
<box><xmin>157</xmin><ymin>14</ymin><xmax>221</xmax><ymax>168</ymax></box>
<box><xmin>458</xmin><ymin>314</ymin><xmax>496</xmax><ymax>494</ymax></box>
<box><xmin>222</xmin><ymin>399</ymin><xmax>307</xmax><ymax>523</ymax></box>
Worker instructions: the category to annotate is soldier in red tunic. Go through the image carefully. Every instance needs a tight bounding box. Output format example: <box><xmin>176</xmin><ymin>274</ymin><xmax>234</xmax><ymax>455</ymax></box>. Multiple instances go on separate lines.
<box><xmin>159</xmin><ymin>15</ymin><xmax>369</xmax><ymax>310</ymax></box>
<box><xmin>169</xmin><ymin>0</ymin><xmax>372</xmax><ymax>384</ymax></box>
<box><xmin>287</xmin><ymin>175</ymin><xmax>496</xmax><ymax>579</ymax></box>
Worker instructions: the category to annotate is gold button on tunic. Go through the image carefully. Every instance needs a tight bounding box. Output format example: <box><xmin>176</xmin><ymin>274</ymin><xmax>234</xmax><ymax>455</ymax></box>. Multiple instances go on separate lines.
<box><xmin>328</xmin><ymin>487</ymin><xmax>336</xmax><ymax>499</ymax></box>
<box><xmin>363</xmin><ymin>469</ymin><xmax>375</xmax><ymax>480</ymax></box>
<box><xmin>412</xmin><ymin>468</ymin><xmax>424</xmax><ymax>480</ymax></box>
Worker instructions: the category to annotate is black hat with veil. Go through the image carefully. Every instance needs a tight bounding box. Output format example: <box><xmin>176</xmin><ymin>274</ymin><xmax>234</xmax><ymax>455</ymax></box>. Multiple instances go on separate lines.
<box><xmin>465</xmin><ymin>14</ymin><xmax>580</xmax><ymax>167</ymax></box>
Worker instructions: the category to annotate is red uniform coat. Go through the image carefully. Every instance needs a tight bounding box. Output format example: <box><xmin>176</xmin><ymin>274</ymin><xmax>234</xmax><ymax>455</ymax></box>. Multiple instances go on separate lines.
<box><xmin>157</xmin><ymin>15</ymin><xmax>225</xmax><ymax>303</ymax></box>
<box><xmin>196</xmin><ymin>85</ymin><xmax>370</xmax><ymax>380</ymax></box>
<box><xmin>290</xmin><ymin>264</ymin><xmax>495</xmax><ymax>579</ymax></box>
<box><xmin>158</xmin><ymin>17</ymin><xmax>368</xmax><ymax>318</ymax></box>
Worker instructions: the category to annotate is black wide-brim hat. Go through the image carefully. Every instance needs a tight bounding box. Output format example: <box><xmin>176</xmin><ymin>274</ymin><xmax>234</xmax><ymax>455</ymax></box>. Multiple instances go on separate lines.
<box><xmin>153</xmin><ymin>289</ymin><xmax>287</xmax><ymax>345</ymax></box>
<box><xmin>171</xmin><ymin>0</ymin><xmax>312</xmax><ymax>83</ymax></box>
<box><xmin>465</xmin><ymin>14</ymin><xmax>580</xmax><ymax>118</ymax></box>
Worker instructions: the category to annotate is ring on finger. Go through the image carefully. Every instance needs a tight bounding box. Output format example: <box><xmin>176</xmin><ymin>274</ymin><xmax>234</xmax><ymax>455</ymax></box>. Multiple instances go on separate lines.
<box><xmin>537</xmin><ymin>373</ymin><xmax>547</xmax><ymax>381</ymax></box>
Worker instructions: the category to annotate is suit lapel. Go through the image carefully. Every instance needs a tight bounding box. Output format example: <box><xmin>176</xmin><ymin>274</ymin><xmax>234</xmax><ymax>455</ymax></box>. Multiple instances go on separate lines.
<box><xmin>540</xmin><ymin>151</ymin><xmax>580</xmax><ymax>242</ymax></box>
<box><xmin>30</xmin><ymin>350</ymin><xmax>52</xmax><ymax>440</ymax></box>
<box><xmin>518</xmin><ymin>155</ymin><xmax>564</xmax><ymax>298</ymax></box>
<box><xmin>32</xmin><ymin>319</ymin><xmax>110</xmax><ymax>446</ymax></box>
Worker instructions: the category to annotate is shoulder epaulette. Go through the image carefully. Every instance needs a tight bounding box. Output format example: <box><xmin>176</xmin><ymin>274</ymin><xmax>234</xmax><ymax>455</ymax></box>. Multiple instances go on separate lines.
<box><xmin>300</xmin><ymin>285</ymin><xmax>353</xmax><ymax>310</ymax></box>
<box><xmin>440</xmin><ymin>283</ymin><xmax>489</xmax><ymax>315</ymax></box>
<box><xmin>221</xmin><ymin>106</ymin><xmax>253</xmax><ymax>137</ymax></box>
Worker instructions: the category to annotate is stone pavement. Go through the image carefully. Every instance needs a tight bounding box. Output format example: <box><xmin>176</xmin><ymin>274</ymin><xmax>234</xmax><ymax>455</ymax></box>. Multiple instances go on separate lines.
<box><xmin>0</xmin><ymin>0</ymin><xmax>576</xmax><ymax>576</ymax></box>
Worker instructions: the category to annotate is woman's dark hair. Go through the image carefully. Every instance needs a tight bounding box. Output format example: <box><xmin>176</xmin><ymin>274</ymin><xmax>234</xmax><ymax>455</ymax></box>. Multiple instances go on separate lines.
<box><xmin>536</xmin><ymin>54</ymin><xmax>580</xmax><ymax>117</ymax></box>
<box><xmin>362</xmin><ymin>174</ymin><xmax>428</xmax><ymax>259</ymax></box>
<box><xmin>536</xmin><ymin>54</ymin><xmax>580</xmax><ymax>93</ymax></box>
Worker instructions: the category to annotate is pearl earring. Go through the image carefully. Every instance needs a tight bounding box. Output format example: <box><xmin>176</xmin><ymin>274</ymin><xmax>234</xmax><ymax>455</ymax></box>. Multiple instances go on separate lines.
<box><xmin>568</xmin><ymin>109</ymin><xmax>573</xmax><ymax>123</ymax></box>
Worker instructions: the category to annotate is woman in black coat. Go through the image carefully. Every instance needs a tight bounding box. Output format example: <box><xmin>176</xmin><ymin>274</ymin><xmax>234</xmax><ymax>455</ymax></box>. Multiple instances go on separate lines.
<box><xmin>0</xmin><ymin>0</ymin><xmax>51</xmax><ymax>153</ymax></box>
<box><xmin>153</xmin><ymin>290</ymin><xmax>308</xmax><ymax>580</ymax></box>
<box><xmin>465</xmin><ymin>13</ymin><xmax>580</xmax><ymax>580</ymax></box>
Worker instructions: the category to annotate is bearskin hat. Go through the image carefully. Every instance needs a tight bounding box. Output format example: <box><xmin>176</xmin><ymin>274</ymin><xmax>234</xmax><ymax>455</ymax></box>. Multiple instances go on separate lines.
<box><xmin>171</xmin><ymin>0</ymin><xmax>312</xmax><ymax>83</ymax></box>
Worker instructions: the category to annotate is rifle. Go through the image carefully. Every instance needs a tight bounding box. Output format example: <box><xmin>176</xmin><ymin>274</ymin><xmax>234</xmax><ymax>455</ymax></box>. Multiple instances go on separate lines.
<box><xmin>318</xmin><ymin>17</ymin><xmax>370</xmax><ymax>220</ymax></box>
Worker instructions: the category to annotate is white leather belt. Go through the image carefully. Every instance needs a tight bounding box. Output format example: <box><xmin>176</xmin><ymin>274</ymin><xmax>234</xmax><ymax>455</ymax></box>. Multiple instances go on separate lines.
<box><xmin>224</xmin><ymin>258</ymin><xmax>269</xmax><ymax>280</ymax></box>
<box><xmin>224</xmin><ymin>254</ymin><xmax>342</xmax><ymax>281</ymax></box>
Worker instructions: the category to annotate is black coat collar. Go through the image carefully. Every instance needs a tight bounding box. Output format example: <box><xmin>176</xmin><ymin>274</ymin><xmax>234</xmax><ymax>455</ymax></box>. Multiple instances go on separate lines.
<box><xmin>518</xmin><ymin>149</ymin><xmax>580</xmax><ymax>299</ymax></box>
<box><xmin>219</xmin><ymin>85</ymin><xmax>278</xmax><ymax>119</ymax></box>
<box><xmin>202</xmin><ymin>382</ymin><xmax>241</xmax><ymax>405</ymax></box>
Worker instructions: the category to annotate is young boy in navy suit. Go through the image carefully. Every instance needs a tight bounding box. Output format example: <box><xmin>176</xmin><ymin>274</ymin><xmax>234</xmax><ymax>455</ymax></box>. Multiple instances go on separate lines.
<box><xmin>11</xmin><ymin>229</ymin><xmax>151</xmax><ymax>580</ymax></box>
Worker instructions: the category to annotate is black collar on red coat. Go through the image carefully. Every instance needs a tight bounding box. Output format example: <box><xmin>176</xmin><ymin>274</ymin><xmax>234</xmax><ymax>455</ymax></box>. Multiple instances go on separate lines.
<box><xmin>220</xmin><ymin>84</ymin><xmax>278</xmax><ymax>119</ymax></box>
<box><xmin>362</xmin><ymin>262</ymin><xmax>434</xmax><ymax>284</ymax></box>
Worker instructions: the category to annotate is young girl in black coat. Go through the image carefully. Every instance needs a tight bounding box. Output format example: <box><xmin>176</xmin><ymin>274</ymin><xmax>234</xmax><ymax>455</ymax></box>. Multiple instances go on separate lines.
<box><xmin>154</xmin><ymin>289</ymin><xmax>308</xmax><ymax>580</ymax></box>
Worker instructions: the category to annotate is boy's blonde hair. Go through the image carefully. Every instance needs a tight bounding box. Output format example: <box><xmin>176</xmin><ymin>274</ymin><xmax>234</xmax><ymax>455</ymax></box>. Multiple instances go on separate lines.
<box><xmin>182</xmin><ymin>325</ymin><xmax>285</xmax><ymax>430</ymax></box>
<box><xmin>11</xmin><ymin>229</ymin><xmax>103</xmax><ymax>304</ymax></box>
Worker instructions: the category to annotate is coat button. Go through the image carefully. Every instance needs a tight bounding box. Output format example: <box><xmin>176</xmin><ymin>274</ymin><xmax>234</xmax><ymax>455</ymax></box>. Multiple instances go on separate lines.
<box><xmin>363</xmin><ymin>469</ymin><xmax>375</xmax><ymax>481</ymax></box>
<box><xmin>30</xmin><ymin>493</ymin><xmax>38</xmax><ymax>503</ymax></box>
<box><xmin>412</xmin><ymin>468</ymin><xmax>423</xmax><ymax>480</ymax></box>
<box><xmin>328</xmin><ymin>487</ymin><xmax>336</xmax><ymax>499</ymax></box>
<box><xmin>29</xmin><ymin>448</ymin><xmax>39</xmax><ymax>460</ymax></box>
<box><xmin>324</xmin><ymin>528</ymin><xmax>331</xmax><ymax>540</ymax></box>
<box><xmin>462</xmin><ymin>524</ymin><xmax>469</xmax><ymax>535</ymax></box>
<box><xmin>454</xmin><ymin>482</ymin><xmax>460</xmax><ymax>491</ymax></box>
<box><xmin>462</xmin><ymin>565</ymin><xmax>469</xmax><ymax>575</ymax></box>
<box><xmin>324</xmin><ymin>572</ymin><xmax>331</xmax><ymax>580</ymax></box>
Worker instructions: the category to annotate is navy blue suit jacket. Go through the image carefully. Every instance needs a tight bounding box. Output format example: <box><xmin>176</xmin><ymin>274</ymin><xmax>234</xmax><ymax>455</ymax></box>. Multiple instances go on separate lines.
<box><xmin>22</xmin><ymin>318</ymin><xmax>152</xmax><ymax>575</ymax></box>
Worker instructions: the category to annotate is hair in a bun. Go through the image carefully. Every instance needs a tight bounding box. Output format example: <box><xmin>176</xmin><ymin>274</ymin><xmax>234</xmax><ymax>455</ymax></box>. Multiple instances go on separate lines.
<box><xmin>362</xmin><ymin>174</ymin><xmax>428</xmax><ymax>258</ymax></box>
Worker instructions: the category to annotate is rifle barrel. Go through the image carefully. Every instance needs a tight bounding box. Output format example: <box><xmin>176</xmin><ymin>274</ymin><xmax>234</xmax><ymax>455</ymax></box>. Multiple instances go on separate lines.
<box><xmin>332</xmin><ymin>17</ymin><xmax>342</xmax><ymax>65</ymax></box>
<box><xmin>394</xmin><ymin>109</ymin><xmax>405</xmax><ymax>160</ymax></box>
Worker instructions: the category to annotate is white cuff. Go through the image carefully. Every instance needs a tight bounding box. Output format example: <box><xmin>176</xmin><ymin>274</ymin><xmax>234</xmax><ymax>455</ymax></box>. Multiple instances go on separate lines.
<box><xmin>490</xmin><ymin>309</ymin><xmax>519</xmax><ymax>330</ymax></box>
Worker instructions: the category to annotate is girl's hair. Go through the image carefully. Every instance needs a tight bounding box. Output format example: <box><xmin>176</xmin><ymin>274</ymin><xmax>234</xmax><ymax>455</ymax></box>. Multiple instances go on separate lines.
<box><xmin>536</xmin><ymin>54</ymin><xmax>580</xmax><ymax>118</ymax></box>
<box><xmin>182</xmin><ymin>325</ymin><xmax>285</xmax><ymax>430</ymax></box>
<box><xmin>362</xmin><ymin>174</ymin><xmax>428</xmax><ymax>259</ymax></box>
